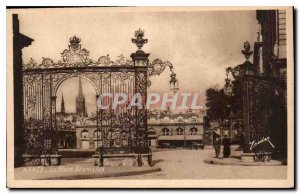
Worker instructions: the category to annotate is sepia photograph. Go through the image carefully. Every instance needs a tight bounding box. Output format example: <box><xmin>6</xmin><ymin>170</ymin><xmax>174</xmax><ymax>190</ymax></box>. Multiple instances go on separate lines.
<box><xmin>6</xmin><ymin>6</ymin><xmax>294</xmax><ymax>188</ymax></box>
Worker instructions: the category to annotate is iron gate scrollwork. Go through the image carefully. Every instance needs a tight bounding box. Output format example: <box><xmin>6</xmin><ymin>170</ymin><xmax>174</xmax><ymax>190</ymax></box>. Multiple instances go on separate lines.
<box><xmin>22</xmin><ymin>29</ymin><xmax>177</xmax><ymax>166</ymax></box>
<box><xmin>247</xmin><ymin>76</ymin><xmax>285</xmax><ymax>161</ymax></box>
<box><xmin>23</xmin><ymin>41</ymin><xmax>139</xmax><ymax>157</ymax></box>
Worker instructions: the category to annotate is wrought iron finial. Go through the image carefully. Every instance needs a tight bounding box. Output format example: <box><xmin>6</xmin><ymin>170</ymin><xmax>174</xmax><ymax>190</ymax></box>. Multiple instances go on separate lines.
<box><xmin>69</xmin><ymin>35</ymin><xmax>81</xmax><ymax>50</ymax></box>
<box><xmin>131</xmin><ymin>28</ymin><xmax>148</xmax><ymax>50</ymax></box>
<box><xmin>241</xmin><ymin>41</ymin><xmax>253</xmax><ymax>61</ymax></box>
<box><xmin>70</xmin><ymin>35</ymin><xmax>81</xmax><ymax>45</ymax></box>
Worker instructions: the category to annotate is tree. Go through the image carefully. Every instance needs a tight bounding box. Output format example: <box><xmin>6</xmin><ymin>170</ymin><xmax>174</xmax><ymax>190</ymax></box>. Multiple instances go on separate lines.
<box><xmin>230</xmin><ymin>79</ymin><xmax>243</xmax><ymax>114</ymax></box>
<box><xmin>205</xmin><ymin>87</ymin><xmax>231</xmax><ymax>125</ymax></box>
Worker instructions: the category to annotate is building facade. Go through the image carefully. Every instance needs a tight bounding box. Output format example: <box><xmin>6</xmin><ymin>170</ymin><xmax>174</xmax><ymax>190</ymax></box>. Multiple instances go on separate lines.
<box><xmin>56</xmin><ymin>79</ymin><xmax>207</xmax><ymax>150</ymax></box>
<box><xmin>148</xmin><ymin>108</ymin><xmax>205</xmax><ymax>148</ymax></box>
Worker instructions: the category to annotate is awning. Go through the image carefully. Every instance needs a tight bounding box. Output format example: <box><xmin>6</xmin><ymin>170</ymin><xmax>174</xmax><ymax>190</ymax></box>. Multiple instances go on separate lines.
<box><xmin>158</xmin><ymin>135</ymin><xmax>202</xmax><ymax>141</ymax></box>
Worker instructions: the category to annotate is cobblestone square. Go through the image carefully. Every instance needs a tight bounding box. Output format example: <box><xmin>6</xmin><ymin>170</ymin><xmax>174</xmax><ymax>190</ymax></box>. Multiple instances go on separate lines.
<box><xmin>107</xmin><ymin>148</ymin><xmax>287</xmax><ymax>179</ymax></box>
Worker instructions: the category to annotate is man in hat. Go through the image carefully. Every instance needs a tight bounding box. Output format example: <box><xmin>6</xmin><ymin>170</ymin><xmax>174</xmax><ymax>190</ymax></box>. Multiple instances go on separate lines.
<box><xmin>213</xmin><ymin>129</ymin><xmax>221</xmax><ymax>158</ymax></box>
<box><xmin>222</xmin><ymin>135</ymin><xmax>231</xmax><ymax>158</ymax></box>
<box><xmin>214</xmin><ymin>136</ymin><xmax>221</xmax><ymax>158</ymax></box>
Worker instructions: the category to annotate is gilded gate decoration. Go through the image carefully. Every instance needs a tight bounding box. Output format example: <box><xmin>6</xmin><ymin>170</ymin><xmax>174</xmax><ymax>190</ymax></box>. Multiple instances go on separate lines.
<box><xmin>22</xmin><ymin>29</ymin><xmax>177</xmax><ymax>165</ymax></box>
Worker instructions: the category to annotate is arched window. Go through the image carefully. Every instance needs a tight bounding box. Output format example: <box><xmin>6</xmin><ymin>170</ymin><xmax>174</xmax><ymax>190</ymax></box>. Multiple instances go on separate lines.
<box><xmin>94</xmin><ymin>130</ymin><xmax>101</xmax><ymax>138</ymax></box>
<box><xmin>162</xmin><ymin>128</ymin><xmax>170</xmax><ymax>136</ymax></box>
<box><xmin>81</xmin><ymin>129</ymin><xmax>89</xmax><ymax>138</ymax></box>
<box><xmin>176</xmin><ymin>128</ymin><xmax>184</xmax><ymax>135</ymax></box>
<box><xmin>190</xmin><ymin>128</ymin><xmax>198</xmax><ymax>135</ymax></box>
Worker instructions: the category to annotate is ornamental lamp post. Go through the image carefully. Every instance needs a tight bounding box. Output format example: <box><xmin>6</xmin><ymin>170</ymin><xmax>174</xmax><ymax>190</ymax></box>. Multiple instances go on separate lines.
<box><xmin>224</xmin><ymin>75</ymin><xmax>233</xmax><ymax>97</ymax></box>
<box><xmin>170</xmin><ymin>72</ymin><xmax>179</xmax><ymax>93</ymax></box>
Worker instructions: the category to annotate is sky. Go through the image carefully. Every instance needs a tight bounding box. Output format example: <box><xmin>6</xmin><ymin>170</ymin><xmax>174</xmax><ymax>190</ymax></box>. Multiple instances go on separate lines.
<box><xmin>13</xmin><ymin>8</ymin><xmax>258</xmax><ymax>114</ymax></box>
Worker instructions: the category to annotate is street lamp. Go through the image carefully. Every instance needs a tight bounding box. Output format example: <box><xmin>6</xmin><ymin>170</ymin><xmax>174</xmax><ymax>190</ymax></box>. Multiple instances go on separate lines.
<box><xmin>170</xmin><ymin>72</ymin><xmax>179</xmax><ymax>93</ymax></box>
<box><xmin>224</xmin><ymin>75</ymin><xmax>233</xmax><ymax>97</ymax></box>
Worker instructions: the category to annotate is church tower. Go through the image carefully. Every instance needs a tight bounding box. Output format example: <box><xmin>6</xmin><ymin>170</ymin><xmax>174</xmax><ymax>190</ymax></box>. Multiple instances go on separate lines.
<box><xmin>60</xmin><ymin>93</ymin><xmax>65</xmax><ymax>115</ymax></box>
<box><xmin>76</xmin><ymin>78</ymin><xmax>88</xmax><ymax>117</ymax></box>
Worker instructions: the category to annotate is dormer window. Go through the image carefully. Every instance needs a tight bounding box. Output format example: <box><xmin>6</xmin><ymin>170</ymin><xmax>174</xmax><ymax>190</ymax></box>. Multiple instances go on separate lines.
<box><xmin>178</xmin><ymin>118</ymin><xmax>183</xmax><ymax>123</ymax></box>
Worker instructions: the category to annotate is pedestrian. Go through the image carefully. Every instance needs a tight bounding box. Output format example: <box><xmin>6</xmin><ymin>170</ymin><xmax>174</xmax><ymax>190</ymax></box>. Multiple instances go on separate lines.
<box><xmin>239</xmin><ymin>132</ymin><xmax>245</xmax><ymax>149</ymax></box>
<box><xmin>222</xmin><ymin>135</ymin><xmax>231</xmax><ymax>158</ymax></box>
<box><xmin>214</xmin><ymin>136</ymin><xmax>221</xmax><ymax>158</ymax></box>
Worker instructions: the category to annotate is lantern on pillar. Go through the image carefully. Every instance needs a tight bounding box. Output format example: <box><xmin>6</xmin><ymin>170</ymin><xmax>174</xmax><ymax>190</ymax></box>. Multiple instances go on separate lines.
<box><xmin>170</xmin><ymin>72</ymin><xmax>179</xmax><ymax>93</ymax></box>
<box><xmin>224</xmin><ymin>77</ymin><xmax>233</xmax><ymax>97</ymax></box>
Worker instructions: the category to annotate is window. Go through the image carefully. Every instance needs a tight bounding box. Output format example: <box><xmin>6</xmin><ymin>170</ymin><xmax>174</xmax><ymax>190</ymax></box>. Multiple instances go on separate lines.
<box><xmin>162</xmin><ymin>128</ymin><xmax>170</xmax><ymax>136</ymax></box>
<box><xmin>94</xmin><ymin>130</ymin><xmax>101</xmax><ymax>138</ymax></box>
<box><xmin>176</xmin><ymin>128</ymin><xmax>184</xmax><ymax>135</ymax></box>
<box><xmin>81</xmin><ymin>130</ymin><xmax>89</xmax><ymax>138</ymax></box>
<box><xmin>191</xmin><ymin>117</ymin><xmax>197</xmax><ymax>122</ymax></box>
<box><xmin>190</xmin><ymin>128</ymin><xmax>198</xmax><ymax>135</ymax></box>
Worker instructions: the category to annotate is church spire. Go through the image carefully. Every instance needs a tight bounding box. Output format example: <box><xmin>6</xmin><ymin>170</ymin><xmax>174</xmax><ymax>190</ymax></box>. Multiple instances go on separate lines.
<box><xmin>76</xmin><ymin>77</ymin><xmax>87</xmax><ymax>117</ymax></box>
<box><xmin>61</xmin><ymin>92</ymin><xmax>65</xmax><ymax>114</ymax></box>
<box><xmin>78</xmin><ymin>77</ymin><xmax>84</xmax><ymax>97</ymax></box>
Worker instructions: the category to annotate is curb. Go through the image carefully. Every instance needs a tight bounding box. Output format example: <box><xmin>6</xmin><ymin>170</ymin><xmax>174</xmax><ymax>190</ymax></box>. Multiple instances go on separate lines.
<box><xmin>204</xmin><ymin>159</ymin><xmax>284</xmax><ymax>166</ymax></box>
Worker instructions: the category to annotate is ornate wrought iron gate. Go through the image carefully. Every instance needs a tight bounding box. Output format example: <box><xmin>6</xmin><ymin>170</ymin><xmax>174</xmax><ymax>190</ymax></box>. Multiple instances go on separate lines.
<box><xmin>22</xmin><ymin>30</ymin><xmax>176</xmax><ymax>166</ymax></box>
<box><xmin>246</xmin><ymin>76</ymin><xmax>286</xmax><ymax>159</ymax></box>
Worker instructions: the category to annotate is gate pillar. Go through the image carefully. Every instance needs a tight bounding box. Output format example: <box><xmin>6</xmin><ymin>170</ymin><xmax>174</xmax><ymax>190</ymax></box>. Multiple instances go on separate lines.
<box><xmin>130</xmin><ymin>29</ymin><xmax>151</xmax><ymax>166</ymax></box>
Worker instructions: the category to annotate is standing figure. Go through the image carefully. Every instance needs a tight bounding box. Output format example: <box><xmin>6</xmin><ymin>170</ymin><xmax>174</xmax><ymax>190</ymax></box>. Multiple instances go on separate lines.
<box><xmin>239</xmin><ymin>132</ymin><xmax>245</xmax><ymax>149</ymax></box>
<box><xmin>222</xmin><ymin>135</ymin><xmax>231</xmax><ymax>158</ymax></box>
<box><xmin>214</xmin><ymin>137</ymin><xmax>221</xmax><ymax>158</ymax></box>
